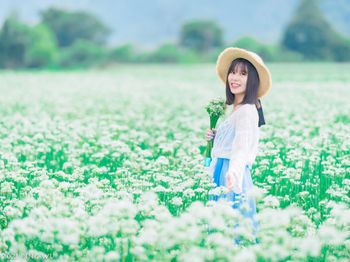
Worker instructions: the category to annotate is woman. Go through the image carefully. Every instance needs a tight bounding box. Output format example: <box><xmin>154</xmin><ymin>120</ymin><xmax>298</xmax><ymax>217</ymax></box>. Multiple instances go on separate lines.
<box><xmin>206</xmin><ymin>47</ymin><xmax>272</xmax><ymax>244</ymax></box>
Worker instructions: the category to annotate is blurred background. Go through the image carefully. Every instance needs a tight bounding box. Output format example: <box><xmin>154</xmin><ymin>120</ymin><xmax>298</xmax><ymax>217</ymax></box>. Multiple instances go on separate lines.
<box><xmin>0</xmin><ymin>0</ymin><xmax>349</xmax><ymax>69</ymax></box>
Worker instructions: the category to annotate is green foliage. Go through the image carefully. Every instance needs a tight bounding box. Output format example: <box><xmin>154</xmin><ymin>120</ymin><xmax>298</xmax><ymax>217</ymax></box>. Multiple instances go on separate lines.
<box><xmin>234</xmin><ymin>37</ymin><xmax>265</xmax><ymax>52</ymax></box>
<box><xmin>142</xmin><ymin>44</ymin><xmax>200</xmax><ymax>63</ymax></box>
<box><xmin>148</xmin><ymin>44</ymin><xmax>181</xmax><ymax>63</ymax></box>
<box><xmin>26</xmin><ymin>23</ymin><xmax>59</xmax><ymax>68</ymax></box>
<box><xmin>177</xmin><ymin>48</ymin><xmax>201</xmax><ymax>64</ymax></box>
<box><xmin>2</xmin><ymin>2</ymin><xmax>350</xmax><ymax>69</ymax></box>
<box><xmin>0</xmin><ymin>11</ymin><xmax>111</xmax><ymax>69</ymax></box>
<box><xmin>233</xmin><ymin>37</ymin><xmax>303</xmax><ymax>62</ymax></box>
<box><xmin>234</xmin><ymin>37</ymin><xmax>276</xmax><ymax>61</ymax></box>
<box><xmin>282</xmin><ymin>0</ymin><xmax>350</xmax><ymax>61</ymax></box>
<box><xmin>58</xmin><ymin>40</ymin><xmax>107</xmax><ymax>68</ymax></box>
<box><xmin>331</xmin><ymin>35</ymin><xmax>350</xmax><ymax>61</ymax></box>
<box><xmin>179</xmin><ymin>20</ymin><xmax>223</xmax><ymax>54</ymax></box>
<box><xmin>108</xmin><ymin>44</ymin><xmax>135</xmax><ymax>63</ymax></box>
<box><xmin>41</xmin><ymin>7</ymin><xmax>111</xmax><ymax>48</ymax></box>
<box><xmin>0</xmin><ymin>14</ymin><xmax>32</xmax><ymax>68</ymax></box>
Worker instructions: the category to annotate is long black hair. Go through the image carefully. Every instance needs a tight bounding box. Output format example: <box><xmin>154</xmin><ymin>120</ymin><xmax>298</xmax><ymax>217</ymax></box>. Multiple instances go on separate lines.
<box><xmin>225</xmin><ymin>58</ymin><xmax>265</xmax><ymax>127</ymax></box>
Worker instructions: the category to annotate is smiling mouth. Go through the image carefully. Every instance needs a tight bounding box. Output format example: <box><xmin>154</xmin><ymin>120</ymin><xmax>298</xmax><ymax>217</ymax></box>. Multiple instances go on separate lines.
<box><xmin>230</xmin><ymin>83</ymin><xmax>240</xmax><ymax>88</ymax></box>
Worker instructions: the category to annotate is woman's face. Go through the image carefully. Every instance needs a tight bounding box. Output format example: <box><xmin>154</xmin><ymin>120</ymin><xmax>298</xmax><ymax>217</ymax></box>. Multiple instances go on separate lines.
<box><xmin>227</xmin><ymin>63</ymin><xmax>248</xmax><ymax>95</ymax></box>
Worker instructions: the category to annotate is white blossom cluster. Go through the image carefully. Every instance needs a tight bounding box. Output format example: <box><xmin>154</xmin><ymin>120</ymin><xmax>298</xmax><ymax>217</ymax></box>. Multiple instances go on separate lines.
<box><xmin>0</xmin><ymin>66</ymin><xmax>349</xmax><ymax>260</ymax></box>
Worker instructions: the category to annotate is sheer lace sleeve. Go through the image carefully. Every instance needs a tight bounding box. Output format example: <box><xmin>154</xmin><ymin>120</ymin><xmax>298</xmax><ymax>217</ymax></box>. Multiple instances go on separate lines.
<box><xmin>227</xmin><ymin>106</ymin><xmax>256</xmax><ymax>194</ymax></box>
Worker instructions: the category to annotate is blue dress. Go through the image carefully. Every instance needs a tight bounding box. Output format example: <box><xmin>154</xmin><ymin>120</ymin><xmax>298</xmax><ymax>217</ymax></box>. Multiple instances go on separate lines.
<box><xmin>208</xmin><ymin>157</ymin><xmax>259</xmax><ymax>245</ymax></box>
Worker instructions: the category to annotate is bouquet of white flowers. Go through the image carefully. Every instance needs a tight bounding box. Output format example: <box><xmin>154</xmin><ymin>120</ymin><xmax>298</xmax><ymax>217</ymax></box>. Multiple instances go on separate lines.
<box><xmin>203</xmin><ymin>98</ymin><xmax>226</xmax><ymax>167</ymax></box>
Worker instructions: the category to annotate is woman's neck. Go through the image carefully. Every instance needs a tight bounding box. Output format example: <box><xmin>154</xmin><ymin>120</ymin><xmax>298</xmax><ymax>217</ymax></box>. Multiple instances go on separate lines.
<box><xmin>233</xmin><ymin>94</ymin><xmax>244</xmax><ymax>111</ymax></box>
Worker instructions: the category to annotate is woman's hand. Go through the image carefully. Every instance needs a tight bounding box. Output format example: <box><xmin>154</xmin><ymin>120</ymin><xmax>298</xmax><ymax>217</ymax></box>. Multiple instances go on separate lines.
<box><xmin>226</xmin><ymin>172</ymin><xmax>234</xmax><ymax>191</ymax></box>
<box><xmin>205</xmin><ymin>128</ymin><xmax>217</xmax><ymax>141</ymax></box>
<box><xmin>226</xmin><ymin>171</ymin><xmax>243</xmax><ymax>194</ymax></box>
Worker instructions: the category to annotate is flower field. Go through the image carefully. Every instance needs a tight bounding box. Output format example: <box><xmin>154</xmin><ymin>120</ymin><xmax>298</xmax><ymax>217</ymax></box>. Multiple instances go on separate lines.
<box><xmin>0</xmin><ymin>63</ymin><xmax>349</xmax><ymax>261</ymax></box>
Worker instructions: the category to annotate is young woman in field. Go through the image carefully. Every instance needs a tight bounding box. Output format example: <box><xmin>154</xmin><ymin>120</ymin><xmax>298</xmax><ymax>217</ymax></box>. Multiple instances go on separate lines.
<box><xmin>205</xmin><ymin>47</ymin><xmax>271</xmax><ymax>243</ymax></box>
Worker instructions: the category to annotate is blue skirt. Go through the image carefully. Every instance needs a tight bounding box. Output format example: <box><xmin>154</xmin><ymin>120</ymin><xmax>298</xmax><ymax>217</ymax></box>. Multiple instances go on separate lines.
<box><xmin>208</xmin><ymin>157</ymin><xmax>259</xmax><ymax>244</ymax></box>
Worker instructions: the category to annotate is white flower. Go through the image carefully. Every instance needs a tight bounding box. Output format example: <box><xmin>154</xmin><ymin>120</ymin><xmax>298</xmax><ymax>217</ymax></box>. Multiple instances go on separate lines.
<box><xmin>43</xmin><ymin>217</ymin><xmax>81</xmax><ymax>246</ymax></box>
<box><xmin>233</xmin><ymin>248</ymin><xmax>257</xmax><ymax>262</ymax></box>
<box><xmin>77</xmin><ymin>183</ymin><xmax>103</xmax><ymax>200</ymax></box>
<box><xmin>263</xmin><ymin>195</ymin><xmax>280</xmax><ymax>208</ymax></box>
<box><xmin>3</xmin><ymin>206</ymin><xmax>21</xmax><ymax>219</ymax></box>
<box><xmin>178</xmin><ymin>246</ymin><xmax>212</xmax><ymax>262</ymax></box>
<box><xmin>156</xmin><ymin>156</ymin><xmax>169</xmax><ymax>166</ymax></box>
<box><xmin>183</xmin><ymin>188</ymin><xmax>195</xmax><ymax>198</ymax></box>
<box><xmin>1</xmin><ymin>181</ymin><xmax>15</xmax><ymax>194</ymax></box>
<box><xmin>87</xmin><ymin>199</ymin><xmax>138</xmax><ymax>237</ymax></box>
<box><xmin>171</xmin><ymin>197</ymin><xmax>183</xmax><ymax>206</ymax></box>
<box><xmin>136</xmin><ymin>220</ymin><xmax>159</xmax><ymax>246</ymax></box>
<box><xmin>298</xmin><ymin>236</ymin><xmax>321</xmax><ymax>257</ymax></box>
<box><xmin>104</xmin><ymin>251</ymin><xmax>120</xmax><ymax>261</ymax></box>
<box><xmin>318</xmin><ymin>225</ymin><xmax>347</xmax><ymax>245</ymax></box>
<box><xmin>209</xmin><ymin>186</ymin><xmax>228</xmax><ymax>196</ymax></box>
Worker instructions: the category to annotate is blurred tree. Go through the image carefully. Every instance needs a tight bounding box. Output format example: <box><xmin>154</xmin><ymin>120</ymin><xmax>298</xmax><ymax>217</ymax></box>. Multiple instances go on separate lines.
<box><xmin>233</xmin><ymin>36</ymin><xmax>301</xmax><ymax>62</ymax></box>
<box><xmin>147</xmin><ymin>44</ymin><xmax>180</xmax><ymax>63</ymax></box>
<box><xmin>41</xmin><ymin>8</ymin><xmax>111</xmax><ymax>48</ymax></box>
<box><xmin>140</xmin><ymin>44</ymin><xmax>201</xmax><ymax>63</ymax></box>
<box><xmin>179</xmin><ymin>20</ymin><xmax>223</xmax><ymax>53</ymax></box>
<box><xmin>0</xmin><ymin>14</ymin><xmax>32</xmax><ymax>68</ymax></box>
<box><xmin>282</xmin><ymin>0</ymin><xmax>350</xmax><ymax>61</ymax></box>
<box><xmin>26</xmin><ymin>24</ymin><xmax>59</xmax><ymax>68</ymax></box>
<box><xmin>234</xmin><ymin>37</ymin><xmax>265</xmax><ymax>52</ymax></box>
<box><xmin>234</xmin><ymin>37</ymin><xmax>276</xmax><ymax>60</ymax></box>
<box><xmin>109</xmin><ymin>44</ymin><xmax>135</xmax><ymax>63</ymax></box>
<box><xmin>58</xmin><ymin>39</ymin><xmax>107</xmax><ymax>68</ymax></box>
<box><xmin>331</xmin><ymin>36</ymin><xmax>350</xmax><ymax>61</ymax></box>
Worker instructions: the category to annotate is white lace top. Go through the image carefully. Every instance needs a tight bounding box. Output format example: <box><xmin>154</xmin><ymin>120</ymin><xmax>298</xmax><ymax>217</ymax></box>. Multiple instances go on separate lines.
<box><xmin>209</xmin><ymin>103</ymin><xmax>260</xmax><ymax>193</ymax></box>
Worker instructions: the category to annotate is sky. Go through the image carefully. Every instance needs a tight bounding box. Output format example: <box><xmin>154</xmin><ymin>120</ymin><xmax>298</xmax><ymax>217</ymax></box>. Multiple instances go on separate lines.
<box><xmin>0</xmin><ymin>0</ymin><xmax>349</xmax><ymax>50</ymax></box>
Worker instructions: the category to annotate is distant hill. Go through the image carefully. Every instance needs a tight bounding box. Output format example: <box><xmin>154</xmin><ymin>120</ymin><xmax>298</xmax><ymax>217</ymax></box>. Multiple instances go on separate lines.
<box><xmin>0</xmin><ymin>0</ymin><xmax>349</xmax><ymax>50</ymax></box>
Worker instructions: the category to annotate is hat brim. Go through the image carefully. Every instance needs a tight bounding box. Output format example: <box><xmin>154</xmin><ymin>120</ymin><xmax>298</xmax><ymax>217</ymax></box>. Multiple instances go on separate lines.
<box><xmin>216</xmin><ymin>47</ymin><xmax>272</xmax><ymax>98</ymax></box>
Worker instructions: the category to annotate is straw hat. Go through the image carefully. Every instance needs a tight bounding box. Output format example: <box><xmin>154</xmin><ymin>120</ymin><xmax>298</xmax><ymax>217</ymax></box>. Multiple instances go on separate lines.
<box><xmin>216</xmin><ymin>47</ymin><xmax>272</xmax><ymax>98</ymax></box>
